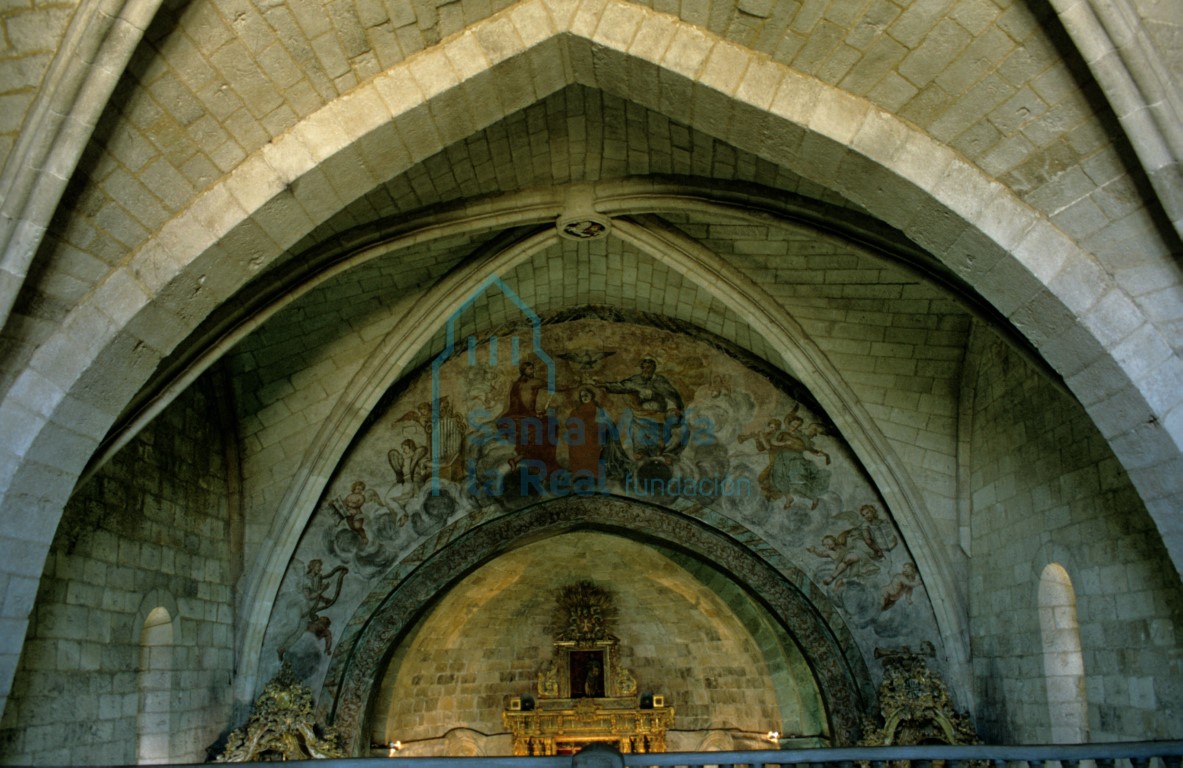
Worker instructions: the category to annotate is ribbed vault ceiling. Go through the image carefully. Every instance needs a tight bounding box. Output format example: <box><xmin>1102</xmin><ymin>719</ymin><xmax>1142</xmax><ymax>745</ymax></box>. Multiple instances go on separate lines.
<box><xmin>103</xmin><ymin>76</ymin><xmax>1008</xmax><ymax>472</ymax></box>
<box><xmin>277</xmin><ymin>84</ymin><xmax>867</xmax><ymax>274</ymax></box>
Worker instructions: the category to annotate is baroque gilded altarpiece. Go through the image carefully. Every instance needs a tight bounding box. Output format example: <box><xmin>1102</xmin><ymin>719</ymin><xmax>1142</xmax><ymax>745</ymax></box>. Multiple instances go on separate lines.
<box><xmin>503</xmin><ymin>582</ymin><xmax>674</xmax><ymax>755</ymax></box>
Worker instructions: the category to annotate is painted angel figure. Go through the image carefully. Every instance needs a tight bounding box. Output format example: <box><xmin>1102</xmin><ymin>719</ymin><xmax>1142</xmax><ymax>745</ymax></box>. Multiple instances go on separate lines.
<box><xmin>278</xmin><ymin>558</ymin><xmax>349</xmax><ymax>659</ymax></box>
<box><xmin>303</xmin><ymin>559</ymin><xmax>347</xmax><ymax>654</ymax></box>
<box><xmin>857</xmin><ymin>503</ymin><xmax>898</xmax><ymax>559</ymax></box>
<box><xmin>330</xmin><ymin>480</ymin><xmax>382</xmax><ymax>546</ymax></box>
<box><xmin>388</xmin><ymin>438</ymin><xmax>430</xmax><ymax>504</ymax></box>
<box><xmin>741</xmin><ymin>409</ymin><xmax>830</xmax><ymax>509</ymax></box>
<box><xmin>882</xmin><ymin>563</ymin><xmax>921</xmax><ymax>610</ymax></box>
<box><xmin>395</xmin><ymin>397</ymin><xmax>466</xmax><ymax>482</ymax></box>
<box><xmin>773</xmin><ymin>409</ymin><xmax>831</xmax><ymax>508</ymax></box>
<box><xmin>807</xmin><ymin>530</ymin><xmax>869</xmax><ymax>588</ymax></box>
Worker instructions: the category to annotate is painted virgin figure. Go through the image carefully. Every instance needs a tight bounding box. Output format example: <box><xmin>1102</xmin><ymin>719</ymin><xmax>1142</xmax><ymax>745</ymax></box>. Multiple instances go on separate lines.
<box><xmin>565</xmin><ymin>387</ymin><xmax>630</xmax><ymax>481</ymax></box>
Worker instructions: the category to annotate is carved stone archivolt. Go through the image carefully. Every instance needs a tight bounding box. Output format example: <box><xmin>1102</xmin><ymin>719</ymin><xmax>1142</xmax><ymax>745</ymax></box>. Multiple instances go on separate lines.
<box><xmin>326</xmin><ymin>497</ymin><xmax>872</xmax><ymax>752</ymax></box>
<box><xmin>218</xmin><ymin>662</ymin><xmax>344</xmax><ymax>761</ymax></box>
<box><xmin>859</xmin><ymin>645</ymin><xmax>979</xmax><ymax>748</ymax></box>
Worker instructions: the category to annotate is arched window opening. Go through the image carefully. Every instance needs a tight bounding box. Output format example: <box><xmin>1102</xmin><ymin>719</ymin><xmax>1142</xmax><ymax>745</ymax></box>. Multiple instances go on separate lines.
<box><xmin>1038</xmin><ymin>564</ymin><xmax>1088</xmax><ymax>743</ymax></box>
<box><xmin>137</xmin><ymin>607</ymin><xmax>174</xmax><ymax>764</ymax></box>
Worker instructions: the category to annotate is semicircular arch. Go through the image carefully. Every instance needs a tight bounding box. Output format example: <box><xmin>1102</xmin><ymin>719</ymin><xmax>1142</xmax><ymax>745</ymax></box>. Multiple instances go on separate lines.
<box><xmin>324</xmin><ymin>494</ymin><xmax>874</xmax><ymax>753</ymax></box>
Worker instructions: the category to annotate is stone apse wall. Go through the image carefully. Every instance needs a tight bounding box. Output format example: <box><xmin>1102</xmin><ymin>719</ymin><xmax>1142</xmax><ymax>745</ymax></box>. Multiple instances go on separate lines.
<box><xmin>0</xmin><ymin>380</ymin><xmax>237</xmax><ymax>765</ymax></box>
<box><xmin>966</xmin><ymin>332</ymin><xmax>1183</xmax><ymax>742</ymax></box>
<box><xmin>369</xmin><ymin>532</ymin><xmax>816</xmax><ymax>755</ymax></box>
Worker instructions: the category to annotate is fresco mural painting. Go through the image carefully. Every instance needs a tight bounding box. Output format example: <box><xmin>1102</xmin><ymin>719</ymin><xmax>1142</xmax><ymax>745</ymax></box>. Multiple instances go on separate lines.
<box><xmin>259</xmin><ymin>297</ymin><xmax>943</xmax><ymax>748</ymax></box>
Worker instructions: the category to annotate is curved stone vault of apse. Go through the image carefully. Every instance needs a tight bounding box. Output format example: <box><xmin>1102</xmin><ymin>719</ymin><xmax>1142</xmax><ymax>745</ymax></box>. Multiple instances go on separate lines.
<box><xmin>368</xmin><ymin>531</ymin><xmax>829</xmax><ymax>752</ymax></box>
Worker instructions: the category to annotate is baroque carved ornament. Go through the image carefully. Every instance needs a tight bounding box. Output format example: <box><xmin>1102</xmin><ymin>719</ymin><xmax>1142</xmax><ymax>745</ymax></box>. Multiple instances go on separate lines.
<box><xmin>550</xmin><ymin>580</ymin><xmax>618</xmax><ymax>643</ymax></box>
<box><xmin>217</xmin><ymin>662</ymin><xmax>344</xmax><ymax>761</ymax></box>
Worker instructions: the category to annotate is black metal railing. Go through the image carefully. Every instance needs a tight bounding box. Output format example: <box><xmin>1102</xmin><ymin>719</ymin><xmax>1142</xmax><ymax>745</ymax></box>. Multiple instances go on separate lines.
<box><xmin>69</xmin><ymin>742</ymin><xmax>1183</xmax><ymax>768</ymax></box>
<box><xmin>230</xmin><ymin>742</ymin><xmax>1183</xmax><ymax>768</ymax></box>
<box><xmin>611</xmin><ymin>742</ymin><xmax>1183</xmax><ymax>768</ymax></box>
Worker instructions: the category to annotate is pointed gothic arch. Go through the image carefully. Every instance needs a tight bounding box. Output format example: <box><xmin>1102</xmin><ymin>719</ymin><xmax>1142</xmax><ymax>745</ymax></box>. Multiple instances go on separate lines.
<box><xmin>1</xmin><ymin>0</ymin><xmax>1180</xmax><ymax>722</ymax></box>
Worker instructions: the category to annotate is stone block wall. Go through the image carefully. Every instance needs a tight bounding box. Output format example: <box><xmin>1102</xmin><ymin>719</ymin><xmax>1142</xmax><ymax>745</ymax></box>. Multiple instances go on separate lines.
<box><xmin>967</xmin><ymin>331</ymin><xmax>1183</xmax><ymax>742</ymax></box>
<box><xmin>0</xmin><ymin>377</ymin><xmax>237</xmax><ymax>765</ymax></box>
<box><xmin>722</xmin><ymin>209</ymin><xmax>972</xmax><ymax>559</ymax></box>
